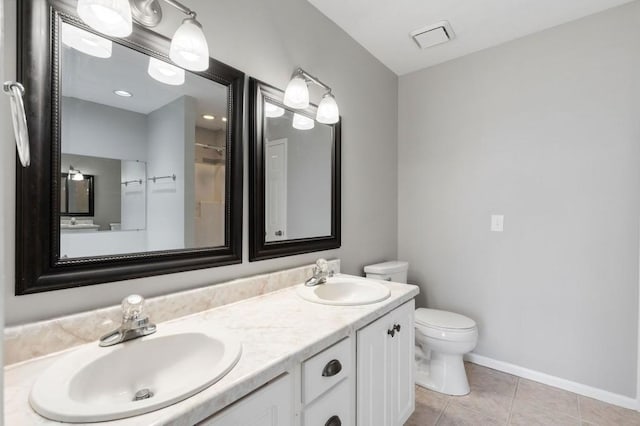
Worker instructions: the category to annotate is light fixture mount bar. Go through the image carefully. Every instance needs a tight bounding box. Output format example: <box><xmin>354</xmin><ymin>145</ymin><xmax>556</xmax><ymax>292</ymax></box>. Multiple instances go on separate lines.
<box><xmin>130</xmin><ymin>0</ymin><xmax>196</xmax><ymax>28</ymax></box>
<box><xmin>295</xmin><ymin>67</ymin><xmax>332</xmax><ymax>93</ymax></box>
<box><xmin>162</xmin><ymin>0</ymin><xmax>196</xmax><ymax>18</ymax></box>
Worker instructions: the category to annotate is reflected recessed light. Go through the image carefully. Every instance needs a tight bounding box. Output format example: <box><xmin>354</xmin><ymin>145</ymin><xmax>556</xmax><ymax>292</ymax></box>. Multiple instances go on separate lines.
<box><xmin>202</xmin><ymin>114</ymin><xmax>215</xmax><ymax>120</ymax></box>
<box><xmin>221</xmin><ymin>117</ymin><xmax>227</xmax><ymax>122</ymax></box>
<box><xmin>113</xmin><ymin>90</ymin><xmax>132</xmax><ymax>97</ymax></box>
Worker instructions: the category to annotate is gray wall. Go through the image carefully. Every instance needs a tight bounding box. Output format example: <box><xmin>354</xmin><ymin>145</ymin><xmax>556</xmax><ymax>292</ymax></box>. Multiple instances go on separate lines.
<box><xmin>61</xmin><ymin>153</ymin><xmax>122</xmax><ymax>231</ymax></box>
<box><xmin>0</xmin><ymin>0</ymin><xmax>6</xmax><ymax>412</ymax></box>
<box><xmin>2</xmin><ymin>0</ymin><xmax>398</xmax><ymax>325</ymax></box>
<box><xmin>61</xmin><ymin>97</ymin><xmax>148</xmax><ymax>162</ymax></box>
<box><xmin>398</xmin><ymin>2</ymin><xmax>640</xmax><ymax>397</ymax></box>
<box><xmin>146</xmin><ymin>96</ymin><xmax>196</xmax><ymax>251</ymax></box>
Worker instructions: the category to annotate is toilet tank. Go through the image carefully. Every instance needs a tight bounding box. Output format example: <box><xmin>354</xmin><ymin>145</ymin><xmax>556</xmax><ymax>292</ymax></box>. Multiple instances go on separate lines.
<box><xmin>364</xmin><ymin>261</ymin><xmax>409</xmax><ymax>283</ymax></box>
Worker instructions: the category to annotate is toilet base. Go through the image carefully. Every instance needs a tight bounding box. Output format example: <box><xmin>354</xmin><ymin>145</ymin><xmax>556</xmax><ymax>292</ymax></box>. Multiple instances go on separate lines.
<box><xmin>415</xmin><ymin>350</ymin><xmax>470</xmax><ymax>396</ymax></box>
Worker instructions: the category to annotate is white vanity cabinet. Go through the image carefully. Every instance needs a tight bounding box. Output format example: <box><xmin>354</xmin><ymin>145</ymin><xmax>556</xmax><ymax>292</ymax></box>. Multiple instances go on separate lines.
<box><xmin>200</xmin><ymin>300</ymin><xmax>414</xmax><ymax>426</ymax></box>
<box><xmin>199</xmin><ymin>374</ymin><xmax>294</xmax><ymax>426</ymax></box>
<box><xmin>357</xmin><ymin>300</ymin><xmax>415</xmax><ymax>426</ymax></box>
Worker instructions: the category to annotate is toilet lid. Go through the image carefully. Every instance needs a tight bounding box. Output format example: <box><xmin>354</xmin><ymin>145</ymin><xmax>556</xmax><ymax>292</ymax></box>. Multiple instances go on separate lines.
<box><xmin>415</xmin><ymin>308</ymin><xmax>476</xmax><ymax>331</ymax></box>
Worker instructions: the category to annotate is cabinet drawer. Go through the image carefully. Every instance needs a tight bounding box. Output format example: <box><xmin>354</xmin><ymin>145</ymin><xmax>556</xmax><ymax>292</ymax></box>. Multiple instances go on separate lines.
<box><xmin>303</xmin><ymin>379</ymin><xmax>351</xmax><ymax>426</ymax></box>
<box><xmin>302</xmin><ymin>337</ymin><xmax>351</xmax><ymax>404</ymax></box>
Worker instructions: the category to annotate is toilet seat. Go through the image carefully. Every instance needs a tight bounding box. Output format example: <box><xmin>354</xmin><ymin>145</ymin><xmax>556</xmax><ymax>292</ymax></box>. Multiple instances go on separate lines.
<box><xmin>415</xmin><ymin>308</ymin><xmax>477</xmax><ymax>338</ymax></box>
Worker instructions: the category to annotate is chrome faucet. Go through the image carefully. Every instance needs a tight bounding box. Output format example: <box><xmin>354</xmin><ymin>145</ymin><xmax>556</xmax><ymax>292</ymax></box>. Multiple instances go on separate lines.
<box><xmin>305</xmin><ymin>258</ymin><xmax>334</xmax><ymax>287</ymax></box>
<box><xmin>99</xmin><ymin>294</ymin><xmax>156</xmax><ymax>347</ymax></box>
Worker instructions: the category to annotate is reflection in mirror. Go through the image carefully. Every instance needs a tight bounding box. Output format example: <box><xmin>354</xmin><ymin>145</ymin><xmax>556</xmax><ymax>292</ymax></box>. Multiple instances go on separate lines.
<box><xmin>60</xmin><ymin>21</ymin><xmax>228</xmax><ymax>258</ymax></box>
<box><xmin>263</xmin><ymin>105</ymin><xmax>332</xmax><ymax>242</ymax></box>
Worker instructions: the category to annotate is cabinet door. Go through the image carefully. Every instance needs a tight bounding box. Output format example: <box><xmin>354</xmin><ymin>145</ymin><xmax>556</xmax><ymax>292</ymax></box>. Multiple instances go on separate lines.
<box><xmin>199</xmin><ymin>374</ymin><xmax>293</xmax><ymax>426</ymax></box>
<box><xmin>389</xmin><ymin>300</ymin><xmax>415</xmax><ymax>425</ymax></box>
<box><xmin>357</xmin><ymin>310</ymin><xmax>393</xmax><ymax>426</ymax></box>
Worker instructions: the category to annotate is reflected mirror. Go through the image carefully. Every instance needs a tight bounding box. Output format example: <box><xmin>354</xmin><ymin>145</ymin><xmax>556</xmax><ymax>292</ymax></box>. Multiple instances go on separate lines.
<box><xmin>249</xmin><ymin>78</ymin><xmax>341</xmax><ymax>261</ymax></box>
<box><xmin>15</xmin><ymin>1</ymin><xmax>244</xmax><ymax>294</ymax></box>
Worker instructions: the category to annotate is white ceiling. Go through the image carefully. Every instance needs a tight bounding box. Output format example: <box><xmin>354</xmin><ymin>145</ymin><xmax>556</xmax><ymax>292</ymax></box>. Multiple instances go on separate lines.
<box><xmin>61</xmin><ymin>29</ymin><xmax>228</xmax><ymax>131</ymax></box>
<box><xmin>307</xmin><ymin>0</ymin><xmax>636</xmax><ymax>75</ymax></box>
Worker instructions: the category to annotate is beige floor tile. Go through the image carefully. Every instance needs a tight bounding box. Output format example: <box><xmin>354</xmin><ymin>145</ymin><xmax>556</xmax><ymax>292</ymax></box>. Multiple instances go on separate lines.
<box><xmin>512</xmin><ymin>379</ymin><xmax>579</xmax><ymax>418</ymax></box>
<box><xmin>437</xmin><ymin>401</ymin><xmax>505</xmax><ymax>426</ymax></box>
<box><xmin>405</xmin><ymin>386</ymin><xmax>449</xmax><ymax>426</ymax></box>
<box><xmin>451</xmin><ymin>364</ymin><xmax>517</xmax><ymax>423</ymax></box>
<box><xmin>509</xmin><ymin>403</ymin><xmax>581</xmax><ymax>426</ymax></box>
<box><xmin>579</xmin><ymin>396</ymin><xmax>640</xmax><ymax>425</ymax></box>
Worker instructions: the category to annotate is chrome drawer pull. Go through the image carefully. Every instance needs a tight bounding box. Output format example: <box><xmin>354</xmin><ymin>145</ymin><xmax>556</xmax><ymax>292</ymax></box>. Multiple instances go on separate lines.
<box><xmin>322</xmin><ymin>359</ymin><xmax>342</xmax><ymax>377</ymax></box>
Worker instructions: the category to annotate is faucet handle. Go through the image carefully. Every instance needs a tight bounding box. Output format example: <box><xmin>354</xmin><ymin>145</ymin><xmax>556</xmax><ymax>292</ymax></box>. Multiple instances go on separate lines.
<box><xmin>315</xmin><ymin>258</ymin><xmax>329</xmax><ymax>273</ymax></box>
<box><xmin>121</xmin><ymin>294</ymin><xmax>146</xmax><ymax>321</ymax></box>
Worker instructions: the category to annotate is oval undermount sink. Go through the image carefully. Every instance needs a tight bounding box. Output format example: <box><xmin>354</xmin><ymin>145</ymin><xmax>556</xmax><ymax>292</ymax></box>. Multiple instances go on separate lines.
<box><xmin>30</xmin><ymin>328</ymin><xmax>242</xmax><ymax>423</ymax></box>
<box><xmin>297</xmin><ymin>275</ymin><xmax>391</xmax><ymax>306</ymax></box>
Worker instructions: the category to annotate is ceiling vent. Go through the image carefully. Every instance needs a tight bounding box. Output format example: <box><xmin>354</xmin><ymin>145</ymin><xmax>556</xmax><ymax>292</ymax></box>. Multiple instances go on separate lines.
<box><xmin>410</xmin><ymin>21</ymin><xmax>455</xmax><ymax>49</ymax></box>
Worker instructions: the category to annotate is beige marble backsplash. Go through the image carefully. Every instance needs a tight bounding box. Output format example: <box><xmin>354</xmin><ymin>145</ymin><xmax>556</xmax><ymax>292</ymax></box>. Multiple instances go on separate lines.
<box><xmin>4</xmin><ymin>260</ymin><xmax>340</xmax><ymax>366</ymax></box>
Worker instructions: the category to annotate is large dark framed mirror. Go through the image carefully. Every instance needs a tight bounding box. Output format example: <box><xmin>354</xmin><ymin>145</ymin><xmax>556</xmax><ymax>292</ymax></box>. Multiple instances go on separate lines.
<box><xmin>249</xmin><ymin>78</ymin><xmax>341</xmax><ymax>261</ymax></box>
<box><xmin>15</xmin><ymin>0</ymin><xmax>244</xmax><ymax>294</ymax></box>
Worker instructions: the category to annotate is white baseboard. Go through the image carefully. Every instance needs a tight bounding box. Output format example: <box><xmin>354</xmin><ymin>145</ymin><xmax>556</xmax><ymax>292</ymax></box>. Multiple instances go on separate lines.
<box><xmin>464</xmin><ymin>353</ymin><xmax>639</xmax><ymax>411</ymax></box>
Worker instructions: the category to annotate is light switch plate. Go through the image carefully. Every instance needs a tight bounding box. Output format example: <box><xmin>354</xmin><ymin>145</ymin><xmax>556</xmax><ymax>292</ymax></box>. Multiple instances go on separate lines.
<box><xmin>491</xmin><ymin>215</ymin><xmax>504</xmax><ymax>232</ymax></box>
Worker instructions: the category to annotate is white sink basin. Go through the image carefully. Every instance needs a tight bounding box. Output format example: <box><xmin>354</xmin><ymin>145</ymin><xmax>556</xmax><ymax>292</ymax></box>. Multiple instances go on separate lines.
<box><xmin>29</xmin><ymin>328</ymin><xmax>242</xmax><ymax>423</ymax></box>
<box><xmin>297</xmin><ymin>275</ymin><xmax>391</xmax><ymax>306</ymax></box>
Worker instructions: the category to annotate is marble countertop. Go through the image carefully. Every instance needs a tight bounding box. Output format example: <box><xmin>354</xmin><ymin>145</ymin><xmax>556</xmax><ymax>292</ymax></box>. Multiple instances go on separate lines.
<box><xmin>5</xmin><ymin>275</ymin><xmax>419</xmax><ymax>426</ymax></box>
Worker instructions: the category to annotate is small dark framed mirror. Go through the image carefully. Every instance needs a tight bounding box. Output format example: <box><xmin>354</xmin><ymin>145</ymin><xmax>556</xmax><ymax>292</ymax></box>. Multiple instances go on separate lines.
<box><xmin>60</xmin><ymin>172</ymin><xmax>94</xmax><ymax>216</ymax></box>
<box><xmin>249</xmin><ymin>78</ymin><xmax>341</xmax><ymax>261</ymax></box>
<box><xmin>15</xmin><ymin>0</ymin><xmax>244</xmax><ymax>294</ymax></box>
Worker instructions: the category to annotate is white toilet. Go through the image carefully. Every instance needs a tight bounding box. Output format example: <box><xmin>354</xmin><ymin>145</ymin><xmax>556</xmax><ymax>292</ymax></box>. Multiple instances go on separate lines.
<box><xmin>414</xmin><ymin>308</ymin><xmax>478</xmax><ymax>395</ymax></box>
<box><xmin>364</xmin><ymin>261</ymin><xmax>478</xmax><ymax>396</ymax></box>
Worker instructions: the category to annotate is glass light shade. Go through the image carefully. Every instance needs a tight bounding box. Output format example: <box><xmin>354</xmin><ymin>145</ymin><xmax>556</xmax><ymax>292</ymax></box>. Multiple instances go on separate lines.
<box><xmin>316</xmin><ymin>93</ymin><xmax>340</xmax><ymax>124</ymax></box>
<box><xmin>169</xmin><ymin>18</ymin><xmax>209</xmax><ymax>72</ymax></box>
<box><xmin>147</xmin><ymin>57</ymin><xmax>185</xmax><ymax>86</ymax></box>
<box><xmin>283</xmin><ymin>75</ymin><xmax>309</xmax><ymax>109</ymax></box>
<box><xmin>264</xmin><ymin>102</ymin><xmax>285</xmax><ymax>118</ymax></box>
<box><xmin>77</xmin><ymin>0</ymin><xmax>132</xmax><ymax>37</ymax></box>
<box><xmin>292</xmin><ymin>113</ymin><xmax>315</xmax><ymax>130</ymax></box>
<box><xmin>61</xmin><ymin>23</ymin><xmax>112</xmax><ymax>58</ymax></box>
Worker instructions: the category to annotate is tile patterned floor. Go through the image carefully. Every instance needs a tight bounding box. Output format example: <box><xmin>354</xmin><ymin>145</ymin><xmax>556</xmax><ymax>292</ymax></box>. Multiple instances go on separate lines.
<box><xmin>405</xmin><ymin>363</ymin><xmax>640</xmax><ymax>426</ymax></box>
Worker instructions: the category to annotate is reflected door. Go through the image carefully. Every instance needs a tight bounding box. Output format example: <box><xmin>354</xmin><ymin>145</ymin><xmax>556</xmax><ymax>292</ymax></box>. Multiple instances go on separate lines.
<box><xmin>265</xmin><ymin>139</ymin><xmax>287</xmax><ymax>242</ymax></box>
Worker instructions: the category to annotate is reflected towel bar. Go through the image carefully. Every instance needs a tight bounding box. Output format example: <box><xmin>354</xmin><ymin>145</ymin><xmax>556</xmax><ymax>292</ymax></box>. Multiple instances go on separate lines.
<box><xmin>148</xmin><ymin>174</ymin><xmax>177</xmax><ymax>183</ymax></box>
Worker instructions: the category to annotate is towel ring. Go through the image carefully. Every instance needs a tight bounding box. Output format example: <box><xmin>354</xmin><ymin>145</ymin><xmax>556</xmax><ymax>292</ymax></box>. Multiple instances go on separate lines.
<box><xmin>3</xmin><ymin>81</ymin><xmax>30</xmax><ymax>167</ymax></box>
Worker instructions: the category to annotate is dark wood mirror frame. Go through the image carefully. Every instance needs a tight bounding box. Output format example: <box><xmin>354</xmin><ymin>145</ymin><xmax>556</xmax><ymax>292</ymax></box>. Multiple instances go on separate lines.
<box><xmin>15</xmin><ymin>0</ymin><xmax>244</xmax><ymax>295</ymax></box>
<box><xmin>248</xmin><ymin>77</ymin><xmax>341</xmax><ymax>261</ymax></box>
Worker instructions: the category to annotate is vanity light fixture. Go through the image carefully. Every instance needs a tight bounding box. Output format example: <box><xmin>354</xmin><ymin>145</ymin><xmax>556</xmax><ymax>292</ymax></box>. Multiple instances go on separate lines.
<box><xmin>283</xmin><ymin>71</ymin><xmax>309</xmax><ymax>109</ymax></box>
<box><xmin>68</xmin><ymin>166</ymin><xmax>85</xmax><ymax>181</ymax></box>
<box><xmin>61</xmin><ymin>23</ymin><xmax>113</xmax><ymax>58</ymax></box>
<box><xmin>77</xmin><ymin>0</ymin><xmax>210</xmax><ymax>71</ymax></box>
<box><xmin>202</xmin><ymin>114</ymin><xmax>215</xmax><ymax>120</ymax></box>
<box><xmin>113</xmin><ymin>89</ymin><xmax>132</xmax><ymax>97</ymax></box>
<box><xmin>292</xmin><ymin>113</ymin><xmax>315</xmax><ymax>130</ymax></box>
<box><xmin>264</xmin><ymin>102</ymin><xmax>285</xmax><ymax>118</ymax></box>
<box><xmin>147</xmin><ymin>57</ymin><xmax>185</xmax><ymax>85</ymax></box>
<box><xmin>283</xmin><ymin>68</ymin><xmax>340</xmax><ymax>124</ymax></box>
<box><xmin>221</xmin><ymin>117</ymin><xmax>227</xmax><ymax>122</ymax></box>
